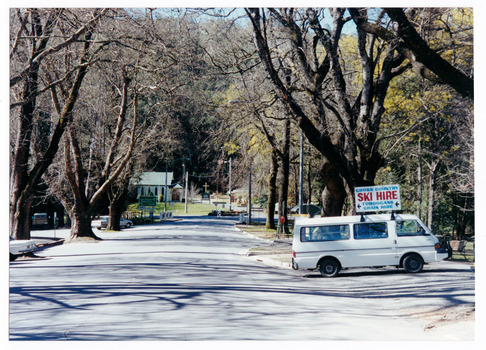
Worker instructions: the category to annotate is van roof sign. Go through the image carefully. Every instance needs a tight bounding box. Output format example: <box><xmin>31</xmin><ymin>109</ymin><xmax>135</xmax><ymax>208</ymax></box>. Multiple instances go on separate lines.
<box><xmin>355</xmin><ymin>185</ymin><xmax>401</xmax><ymax>213</ymax></box>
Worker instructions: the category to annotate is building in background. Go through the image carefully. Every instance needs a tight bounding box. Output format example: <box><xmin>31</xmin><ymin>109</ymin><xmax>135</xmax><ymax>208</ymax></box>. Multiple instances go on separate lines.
<box><xmin>131</xmin><ymin>172</ymin><xmax>178</xmax><ymax>202</ymax></box>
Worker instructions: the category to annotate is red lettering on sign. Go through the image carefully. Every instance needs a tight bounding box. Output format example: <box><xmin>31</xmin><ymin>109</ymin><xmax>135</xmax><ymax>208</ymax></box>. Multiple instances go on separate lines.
<box><xmin>375</xmin><ymin>190</ymin><xmax>398</xmax><ymax>201</ymax></box>
<box><xmin>358</xmin><ymin>193</ymin><xmax>373</xmax><ymax>202</ymax></box>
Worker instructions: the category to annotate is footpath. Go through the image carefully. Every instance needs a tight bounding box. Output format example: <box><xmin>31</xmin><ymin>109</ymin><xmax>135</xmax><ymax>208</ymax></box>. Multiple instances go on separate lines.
<box><xmin>235</xmin><ymin>224</ymin><xmax>293</xmax><ymax>269</ymax></box>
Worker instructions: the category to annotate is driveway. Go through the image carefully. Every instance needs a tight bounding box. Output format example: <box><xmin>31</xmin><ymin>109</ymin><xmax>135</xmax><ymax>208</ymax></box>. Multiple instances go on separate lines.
<box><xmin>10</xmin><ymin>216</ymin><xmax>475</xmax><ymax>341</ymax></box>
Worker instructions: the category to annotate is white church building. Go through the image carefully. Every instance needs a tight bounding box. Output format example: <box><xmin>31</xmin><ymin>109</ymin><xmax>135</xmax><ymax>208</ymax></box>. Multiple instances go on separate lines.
<box><xmin>132</xmin><ymin>172</ymin><xmax>184</xmax><ymax>202</ymax></box>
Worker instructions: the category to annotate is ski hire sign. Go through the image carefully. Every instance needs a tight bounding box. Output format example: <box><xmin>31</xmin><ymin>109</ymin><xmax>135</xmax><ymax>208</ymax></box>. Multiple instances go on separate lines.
<box><xmin>355</xmin><ymin>184</ymin><xmax>401</xmax><ymax>213</ymax></box>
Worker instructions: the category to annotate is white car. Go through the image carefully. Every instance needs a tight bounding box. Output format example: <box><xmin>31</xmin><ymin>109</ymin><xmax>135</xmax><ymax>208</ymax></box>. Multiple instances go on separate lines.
<box><xmin>92</xmin><ymin>216</ymin><xmax>109</xmax><ymax>229</ymax></box>
<box><xmin>10</xmin><ymin>236</ymin><xmax>37</xmax><ymax>261</ymax></box>
<box><xmin>92</xmin><ymin>216</ymin><xmax>133</xmax><ymax>229</ymax></box>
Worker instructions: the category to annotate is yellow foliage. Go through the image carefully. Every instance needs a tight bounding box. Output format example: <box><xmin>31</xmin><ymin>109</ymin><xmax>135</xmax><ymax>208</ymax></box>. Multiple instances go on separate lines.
<box><xmin>223</xmin><ymin>142</ymin><xmax>239</xmax><ymax>155</ymax></box>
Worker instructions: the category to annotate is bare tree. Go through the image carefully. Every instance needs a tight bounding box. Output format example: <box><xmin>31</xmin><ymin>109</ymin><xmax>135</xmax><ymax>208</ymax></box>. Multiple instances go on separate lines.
<box><xmin>9</xmin><ymin>8</ymin><xmax>107</xmax><ymax>239</ymax></box>
<box><xmin>245</xmin><ymin>8</ymin><xmax>473</xmax><ymax>216</ymax></box>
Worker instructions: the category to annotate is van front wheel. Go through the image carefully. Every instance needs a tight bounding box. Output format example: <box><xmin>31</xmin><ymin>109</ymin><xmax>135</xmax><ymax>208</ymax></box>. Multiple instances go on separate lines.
<box><xmin>319</xmin><ymin>258</ymin><xmax>340</xmax><ymax>277</ymax></box>
<box><xmin>403</xmin><ymin>254</ymin><xmax>424</xmax><ymax>273</ymax></box>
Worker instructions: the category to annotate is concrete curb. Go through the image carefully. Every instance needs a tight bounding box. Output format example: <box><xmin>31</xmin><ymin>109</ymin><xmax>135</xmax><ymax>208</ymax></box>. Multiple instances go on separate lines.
<box><xmin>32</xmin><ymin>237</ymin><xmax>65</xmax><ymax>248</ymax></box>
<box><xmin>235</xmin><ymin>224</ymin><xmax>293</xmax><ymax>269</ymax></box>
<box><xmin>247</xmin><ymin>253</ymin><xmax>293</xmax><ymax>269</ymax></box>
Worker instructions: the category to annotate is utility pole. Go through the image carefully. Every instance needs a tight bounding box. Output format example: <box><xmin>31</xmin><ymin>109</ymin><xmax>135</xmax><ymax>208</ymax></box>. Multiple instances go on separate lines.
<box><xmin>164</xmin><ymin>162</ymin><xmax>168</xmax><ymax>212</ymax></box>
<box><xmin>248</xmin><ymin>167</ymin><xmax>252</xmax><ymax>225</ymax></box>
<box><xmin>228</xmin><ymin>157</ymin><xmax>232</xmax><ymax>212</ymax></box>
<box><xmin>184</xmin><ymin>170</ymin><xmax>188</xmax><ymax>213</ymax></box>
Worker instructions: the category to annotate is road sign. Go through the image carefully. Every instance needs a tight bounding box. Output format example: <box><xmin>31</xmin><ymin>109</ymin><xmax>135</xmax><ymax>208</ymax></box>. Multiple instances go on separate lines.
<box><xmin>355</xmin><ymin>185</ymin><xmax>401</xmax><ymax>213</ymax></box>
<box><xmin>139</xmin><ymin>195</ymin><xmax>157</xmax><ymax>207</ymax></box>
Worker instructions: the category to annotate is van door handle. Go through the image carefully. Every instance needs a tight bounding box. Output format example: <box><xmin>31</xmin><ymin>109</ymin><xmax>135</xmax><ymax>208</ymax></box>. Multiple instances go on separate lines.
<box><xmin>394</xmin><ymin>240</ymin><xmax>397</xmax><ymax>244</ymax></box>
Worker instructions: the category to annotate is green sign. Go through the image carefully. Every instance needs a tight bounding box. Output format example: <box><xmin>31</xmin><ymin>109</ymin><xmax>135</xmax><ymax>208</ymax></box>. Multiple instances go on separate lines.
<box><xmin>139</xmin><ymin>195</ymin><xmax>157</xmax><ymax>207</ymax></box>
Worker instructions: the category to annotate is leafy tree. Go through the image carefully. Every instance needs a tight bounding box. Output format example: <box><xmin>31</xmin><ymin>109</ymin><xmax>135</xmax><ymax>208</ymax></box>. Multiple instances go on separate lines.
<box><xmin>374</xmin><ymin>8</ymin><xmax>474</xmax><ymax>236</ymax></box>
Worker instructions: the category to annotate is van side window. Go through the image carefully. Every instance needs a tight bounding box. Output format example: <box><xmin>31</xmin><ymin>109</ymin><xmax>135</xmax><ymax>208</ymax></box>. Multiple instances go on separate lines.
<box><xmin>396</xmin><ymin>220</ymin><xmax>427</xmax><ymax>236</ymax></box>
<box><xmin>300</xmin><ymin>225</ymin><xmax>350</xmax><ymax>242</ymax></box>
<box><xmin>353</xmin><ymin>222</ymin><xmax>388</xmax><ymax>239</ymax></box>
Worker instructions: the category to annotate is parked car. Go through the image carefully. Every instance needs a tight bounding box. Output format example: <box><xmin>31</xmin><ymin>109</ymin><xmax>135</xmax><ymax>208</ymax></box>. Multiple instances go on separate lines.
<box><xmin>92</xmin><ymin>216</ymin><xmax>133</xmax><ymax>230</ymax></box>
<box><xmin>92</xmin><ymin>216</ymin><xmax>109</xmax><ymax>229</ymax></box>
<box><xmin>32</xmin><ymin>212</ymin><xmax>49</xmax><ymax>229</ymax></box>
<box><xmin>10</xmin><ymin>236</ymin><xmax>37</xmax><ymax>261</ymax></box>
<box><xmin>120</xmin><ymin>219</ymin><xmax>133</xmax><ymax>228</ymax></box>
<box><xmin>290</xmin><ymin>204</ymin><xmax>321</xmax><ymax>218</ymax></box>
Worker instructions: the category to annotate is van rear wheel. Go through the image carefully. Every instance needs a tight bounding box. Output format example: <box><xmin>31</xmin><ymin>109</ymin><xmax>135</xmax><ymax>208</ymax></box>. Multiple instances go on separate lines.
<box><xmin>319</xmin><ymin>258</ymin><xmax>340</xmax><ymax>277</ymax></box>
<box><xmin>403</xmin><ymin>254</ymin><xmax>424</xmax><ymax>273</ymax></box>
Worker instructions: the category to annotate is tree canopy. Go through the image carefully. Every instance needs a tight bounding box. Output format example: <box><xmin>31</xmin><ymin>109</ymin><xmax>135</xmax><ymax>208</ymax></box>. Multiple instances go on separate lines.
<box><xmin>9</xmin><ymin>7</ymin><xmax>474</xmax><ymax>240</ymax></box>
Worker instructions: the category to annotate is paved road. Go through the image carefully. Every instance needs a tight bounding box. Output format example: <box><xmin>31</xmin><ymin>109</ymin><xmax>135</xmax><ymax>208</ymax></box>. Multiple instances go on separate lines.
<box><xmin>10</xmin><ymin>216</ymin><xmax>475</xmax><ymax>341</ymax></box>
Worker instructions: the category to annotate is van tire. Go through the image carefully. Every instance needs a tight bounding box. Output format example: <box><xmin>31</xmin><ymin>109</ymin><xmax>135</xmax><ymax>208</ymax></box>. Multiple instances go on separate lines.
<box><xmin>403</xmin><ymin>254</ymin><xmax>424</xmax><ymax>273</ymax></box>
<box><xmin>319</xmin><ymin>258</ymin><xmax>340</xmax><ymax>277</ymax></box>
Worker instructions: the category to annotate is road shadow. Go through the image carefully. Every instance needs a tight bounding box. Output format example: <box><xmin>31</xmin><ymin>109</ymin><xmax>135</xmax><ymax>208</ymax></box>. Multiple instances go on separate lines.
<box><xmin>303</xmin><ymin>266</ymin><xmax>474</xmax><ymax>278</ymax></box>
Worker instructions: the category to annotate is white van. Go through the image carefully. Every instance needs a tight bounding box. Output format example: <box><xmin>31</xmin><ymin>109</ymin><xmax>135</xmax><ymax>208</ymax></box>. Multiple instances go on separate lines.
<box><xmin>292</xmin><ymin>214</ymin><xmax>448</xmax><ymax>277</ymax></box>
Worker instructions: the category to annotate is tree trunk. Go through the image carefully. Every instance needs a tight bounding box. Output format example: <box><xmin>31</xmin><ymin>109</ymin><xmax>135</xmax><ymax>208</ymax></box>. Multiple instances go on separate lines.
<box><xmin>277</xmin><ymin>119</ymin><xmax>291</xmax><ymax>231</ymax></box>
<box><xmin>10</xmin><ymin>193</ymin><xmax>34</xmax><ymax>240</ymax></box>
<box><xmin>266</xmin><ymin>149</ymin><xmax>279</xmax><ymax>230</ymax></box>
<box><xmin>307</xmin><ymin>161</ymin><xmax>312</xmax><ymax>205</ymax></box>
<box><xmin>10</xmin><ymin>45</ymin><xmax>41</xmax><ymax>239</ymax></box>
<box><xmin>69</xmin><ymin>205</ymin><xmax>99</xmax><ymax>241</ymax></box>
<box><xmin>417</xmin><ymin>138</ymin><xmax>423</xmax><ymax>219</ymax></box>
<box><xmin>320</xmin><ymin>159</ymin><xmax>346</xmax><ymax>217</ymax></box>
<box><xmin>107</xmin><ymin>176</ymin><xmax>131</xmax><ymax>231</ymax></box>
<box><xmin>108</xmin><ymin>201</ymin><xmax>123</xmax><ymax>231</ymax></box>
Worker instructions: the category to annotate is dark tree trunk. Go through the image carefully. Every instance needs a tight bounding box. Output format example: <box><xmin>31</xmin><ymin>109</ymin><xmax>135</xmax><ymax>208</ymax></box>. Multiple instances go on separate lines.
<box><xmin>106</xmin><ymin>161</ymin><xmax>133</xmax><ymax>231</ymax></box>
<box><xmin>320</xmin><ymin>160</ymin><xmax>346</xmax><ymax>217</ymax></box>
<box><xmin>10</xmin><ymin>97</ymin><xmax>37</xmax><ymax>239</ymax></box>
<box><xmin>64</xmin><ymin>130</ymin><xmax>100</xmax><ymax>240</ymax></box>
<box><xmin>10</xmin><ymin>193</ymin><xmax>35</xmax><ymax>240</ymax></box>
<box><xmin>69</xmin><ymin>205</ymin><xmax>99</xmax><ymax>241</ymax></box>
<box><xmin>108</xmin><ymin>201</ymin><xmax>123</xmax><ymax>231</ymax></box>
<box><xmin>277</xmin><ymin>119</ymin><xmax>291</xmax><ymax>231</ymax></box>
<box><xmin>266</xmin><ymin>149</ymin><xmax>279</xmax><ymax>230</ymax></box>
<box><xmin>107</xmin><ymin>181</ymin><xmax>130</xmax><ymax>231</ymax></box>
<box><xmin>10</xmin><ymin>23</ymin><xmax>43</xmax><ymax>239</ymax></box>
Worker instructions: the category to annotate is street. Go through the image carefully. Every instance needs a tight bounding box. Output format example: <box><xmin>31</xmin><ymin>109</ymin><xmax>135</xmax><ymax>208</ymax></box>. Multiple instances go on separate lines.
<box><xmin>10</xmin><ymin>216</ymin><xmax>475</xmax><ymax>341</ymax></box>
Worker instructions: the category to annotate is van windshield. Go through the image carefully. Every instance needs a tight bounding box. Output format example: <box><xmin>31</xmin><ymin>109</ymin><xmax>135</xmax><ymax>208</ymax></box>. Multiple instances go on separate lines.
<box><xmin>396</xmin><ymin>220</ymin><xmax>427</xmax><ymax>236</ymax></box>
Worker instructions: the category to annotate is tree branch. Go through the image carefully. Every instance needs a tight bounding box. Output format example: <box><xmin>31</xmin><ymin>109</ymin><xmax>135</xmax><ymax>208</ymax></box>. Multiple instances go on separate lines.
<box><xmin>385</xmin><ymin>8</ymin><xmax>473</xmax><ymax>98</ymax></box>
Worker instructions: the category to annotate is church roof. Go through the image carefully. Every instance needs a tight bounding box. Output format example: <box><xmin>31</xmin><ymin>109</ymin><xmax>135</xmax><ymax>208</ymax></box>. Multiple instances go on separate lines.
<box><xmin>132</xmin><ymin>172</ymin><xmax>173</xmax><ymax>186</ymax></box>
